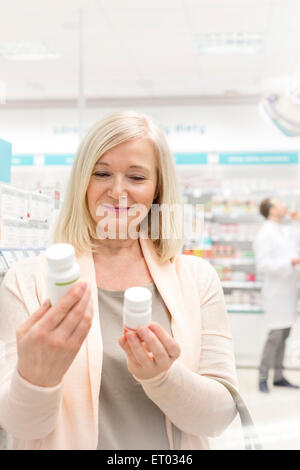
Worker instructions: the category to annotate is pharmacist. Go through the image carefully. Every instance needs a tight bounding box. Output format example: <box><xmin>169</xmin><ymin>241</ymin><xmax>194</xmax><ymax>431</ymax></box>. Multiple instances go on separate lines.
<box><xmin>0</xmin><ymin>111</ymin><xmax>238</xmax><ymax>450</ymax></box>
<box><xmin>253</xmin><ymin>197</ymin><xmax>300</xmax><ymax>393</ymax></box>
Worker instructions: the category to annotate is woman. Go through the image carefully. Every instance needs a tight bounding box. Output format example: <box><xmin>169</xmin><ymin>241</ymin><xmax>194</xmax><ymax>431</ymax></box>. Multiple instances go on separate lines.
<box><xmin>0</xmin><ymin>111</ymin><xmax>238</xmax><ymax>450</ymax></box>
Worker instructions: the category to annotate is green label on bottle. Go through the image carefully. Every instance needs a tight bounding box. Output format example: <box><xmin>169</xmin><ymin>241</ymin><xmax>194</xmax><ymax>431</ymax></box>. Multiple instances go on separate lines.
<box><xmin>55</xmin><ymin>277</ymin><xmax>79</xmax><ymax>286</ymax></box>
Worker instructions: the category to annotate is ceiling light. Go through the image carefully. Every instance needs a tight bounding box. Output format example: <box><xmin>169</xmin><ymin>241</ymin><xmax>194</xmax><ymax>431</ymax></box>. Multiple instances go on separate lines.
<box><xmin>0</xmin><ymin>41</ymin><xmax>60</xmax><ymax>61</ymax></box>
<box><xmin>196</xmin><ymin>32</ymin><xmax>264</xmax><ymax>55</ymax></box>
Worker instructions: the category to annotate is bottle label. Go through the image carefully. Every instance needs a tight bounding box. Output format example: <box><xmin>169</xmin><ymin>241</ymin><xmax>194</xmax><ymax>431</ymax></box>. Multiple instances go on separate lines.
<box><xmin>55</xmin><ymin>276</ymin><xmax>79</xmax><ymax>286</ymax></box>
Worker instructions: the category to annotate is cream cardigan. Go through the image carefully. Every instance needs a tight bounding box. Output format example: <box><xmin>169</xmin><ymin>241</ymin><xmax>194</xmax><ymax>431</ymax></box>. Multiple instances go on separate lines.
<box><xmin>0</xmin><ymin>237</ymin><xmax>238</xmax><ymax>450</ymax></box>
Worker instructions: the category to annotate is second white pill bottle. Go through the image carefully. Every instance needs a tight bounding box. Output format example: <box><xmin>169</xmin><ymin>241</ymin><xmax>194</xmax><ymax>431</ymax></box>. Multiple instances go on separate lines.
<box><xmin>123</xmin><ymin>286</ymin><xmax>152</xmax><ymax>332</ymax></box>
<box><xmin>46</xmin><ymin>243</ymin><xmax>80</xmax><ymax>306</ymax></box>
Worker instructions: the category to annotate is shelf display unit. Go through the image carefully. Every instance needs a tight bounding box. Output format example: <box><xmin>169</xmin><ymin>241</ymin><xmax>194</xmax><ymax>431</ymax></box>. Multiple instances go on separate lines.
<box><xmin>181</xmin><ymin>181</ymin><xmax>300</xmax><ymax>309</ymax></box>
<box><xmin>180</xmin><ymin>180</ymin><xmax>300</xmax><ymax>366</ymax></box>
<box><xmin>0</xmin><ymin>183</ymin><xmax>61</xmax><ymax>288</ymax></box>
<box><xmin>0</xmin><ymin>183</ymin><xmax>60</xmax><ymax>250</ymax></box>
<box><xmin>0</xmin><ymin>247</ymin><xmax>46</xmax><ymax>286</ymax></box>
<box><xmin>182</xmin><ymin>191</ymin><xmax>265</xmax><ymax>314</ymax></box>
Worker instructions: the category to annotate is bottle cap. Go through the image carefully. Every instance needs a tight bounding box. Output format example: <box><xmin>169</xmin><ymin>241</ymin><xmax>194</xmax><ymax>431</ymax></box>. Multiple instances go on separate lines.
<box><xmin>124</xmin><ymin>286</ymin><xmax>152</xmax><ymax>313</ymax></box>
<box><xmin>123</xmin><ymin>287</ymin><xmax>152</xmax><ymax>330</ymax></box>
<box><xmin>46</xmin><ymin>243</ymin><xmax>75</xmax><ymax>271</ymax></box>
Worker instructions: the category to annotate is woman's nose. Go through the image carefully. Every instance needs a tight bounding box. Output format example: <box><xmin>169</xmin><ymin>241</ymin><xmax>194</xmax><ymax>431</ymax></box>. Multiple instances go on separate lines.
<box><xmin>108</xmin><ymin>177</ymin><xmax>127</xmax><ymax>200</ymax></box>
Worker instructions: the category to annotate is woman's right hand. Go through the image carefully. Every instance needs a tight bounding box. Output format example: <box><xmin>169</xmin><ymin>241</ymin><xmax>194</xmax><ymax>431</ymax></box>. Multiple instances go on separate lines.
<box><xmin>16</xmin><ymin>282</ymin><xmax>93</xmax><ymax>387</ymax></box>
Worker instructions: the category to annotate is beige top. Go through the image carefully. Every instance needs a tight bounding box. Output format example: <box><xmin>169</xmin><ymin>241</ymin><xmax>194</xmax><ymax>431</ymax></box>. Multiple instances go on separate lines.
<box><xmin>97</xmin><ymin>282</ymin><xmax>181</xmax><ymax>450</ymax></box>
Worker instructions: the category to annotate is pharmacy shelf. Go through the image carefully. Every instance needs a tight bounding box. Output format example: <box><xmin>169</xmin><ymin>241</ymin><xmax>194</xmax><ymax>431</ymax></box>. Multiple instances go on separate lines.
<box><xmin>210</xmin><ymin>258</ymin><xmax>255</xmax><ymax>265</ymax></box>
<box><xmin>183</xmin><ymin>190</ymin><xmax>300</xmax><ymax>321</ymax></box>
<box><xmin>0</xmin><ymin>247</ymin><xmax>46</xmax><ymax>250</ymax></box>
<box><xmin>227</xmin><ymin>304</ymin><xmax>263</xmax><ymax>313</ymax></box>
<box><xmin>211</xmin><ymin>238</ymin><xmax>253</xmax><ymax>243</ymax></box>
<box><xmin>222</xmin><ymin>281</ymin><xmax>300</xmax><ymax>289</ymax></box>
<box><xmin>0</xmin><ymin>247</ymin><xmax>46</xmax><ymax>272</ymax></box>
<box><xmin>227</xmin><ymin>306</ymin><xmax>300</xmax><ymax>315</ymax></box>
<box><xmin>222</xmin><ymin>281</ymin><xmax>262</xmax><ymax>289</ymax></box>
<box><xmin>205</xmin><ymin>214</ymin><xmax>261</xmax><ymax>223</ymax></box>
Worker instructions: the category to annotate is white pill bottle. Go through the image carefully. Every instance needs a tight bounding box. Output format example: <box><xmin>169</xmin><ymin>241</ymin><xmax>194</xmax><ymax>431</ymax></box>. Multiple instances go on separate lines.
<box><xmin>123</xmin><ymin>286</ymin><xmax>152</xmax><ymax>332</ymax></box>
<box><xmin>46</xmin><ymin>243</ymin><xmax>80</xmax><ymax>306</ymax></box>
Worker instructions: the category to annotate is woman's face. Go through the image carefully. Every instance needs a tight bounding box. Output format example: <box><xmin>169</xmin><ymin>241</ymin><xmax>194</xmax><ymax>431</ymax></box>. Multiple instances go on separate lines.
<box><xmin>86</xmin><ymin>138</ymin><xmax>158</xmax><ymax>240</ymax></box>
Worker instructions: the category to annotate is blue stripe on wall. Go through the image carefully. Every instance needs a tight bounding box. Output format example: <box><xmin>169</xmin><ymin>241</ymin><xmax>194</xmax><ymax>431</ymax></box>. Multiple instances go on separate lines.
<box><xmin>173</xmin><ymin>153</ymin><xmax>208</xmax><ymax>164</ymax></box>
<box><xmin>0</xmin><ymin>139</ymin><xmax>12</xmax><ymax>183</ymax></box>
<box><xmin>219</xmin><ymin>152</ymin><xmax>298</xmax><ymax>165</ymax></box>
<box><xmin>44</xmin><ymin>154</ymin><xmax>75</xmax><ymax>165</ymax></box>
<box><xmin>10</xmin><ymin>151</ymin><xmax>300</xmax><ymax>167</ymax></box>
<box><xmin>12</xmin><ymin>155</ymin><xmax>34</xmax><ymax>166</ymax></box>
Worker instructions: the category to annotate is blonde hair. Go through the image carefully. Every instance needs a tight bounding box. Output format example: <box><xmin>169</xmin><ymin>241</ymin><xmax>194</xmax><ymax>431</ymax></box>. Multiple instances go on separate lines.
<box><xmin>52</xmin><ymin>110</ymin><xmax>184</xmax><ymax>262</ymax></box>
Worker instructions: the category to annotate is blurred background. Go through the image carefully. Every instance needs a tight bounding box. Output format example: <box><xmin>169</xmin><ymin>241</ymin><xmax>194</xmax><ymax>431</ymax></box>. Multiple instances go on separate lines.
<box><xmin>1</xmin><ymin>0</ymin><xmax>300</xmax><ymax>450</ymax></box>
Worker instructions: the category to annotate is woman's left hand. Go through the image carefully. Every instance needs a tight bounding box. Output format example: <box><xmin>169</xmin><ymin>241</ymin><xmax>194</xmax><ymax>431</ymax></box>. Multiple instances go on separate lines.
<box><xmin>118</xmin><ymin>322</ymin><xmax>181</xmax><ymax>381</ymax></box>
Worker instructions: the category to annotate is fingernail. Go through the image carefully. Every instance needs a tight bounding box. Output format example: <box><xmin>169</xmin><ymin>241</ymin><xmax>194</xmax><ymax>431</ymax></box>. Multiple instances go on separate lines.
<box><xmin>42</xmin><ymin>299</ymin><xmax>50</xmax><ymax>308</ymax></box>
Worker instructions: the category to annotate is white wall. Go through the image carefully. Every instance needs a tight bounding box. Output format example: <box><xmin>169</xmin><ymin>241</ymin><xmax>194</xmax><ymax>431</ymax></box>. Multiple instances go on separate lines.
<box><xmin>1</xmin><ymin>104</ymin><xmax>300</xmax><ymax>155</ymax></box>
<box><xmin>2</xmin><ymin>103</ymin><xmax>300</xmax><ymax>193</ymax></box>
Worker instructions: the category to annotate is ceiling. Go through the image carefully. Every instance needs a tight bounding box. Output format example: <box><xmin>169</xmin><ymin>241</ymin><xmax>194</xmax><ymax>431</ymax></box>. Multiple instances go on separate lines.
<box><xmin>0</xmin><ymin>0</ymin><xmax>300</xmax><ymax>106</ymax></box>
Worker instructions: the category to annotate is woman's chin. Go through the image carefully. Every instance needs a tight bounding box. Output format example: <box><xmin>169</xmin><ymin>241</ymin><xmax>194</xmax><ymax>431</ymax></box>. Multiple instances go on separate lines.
<box><xmin>95</xmin><ymin>221</ymin><xmax>142</xmax><ymax>240</ymax></box>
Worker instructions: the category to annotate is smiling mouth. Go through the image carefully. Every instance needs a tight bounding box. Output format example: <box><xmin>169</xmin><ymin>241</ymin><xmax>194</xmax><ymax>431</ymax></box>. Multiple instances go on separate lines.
<box><xmin>101</xmin><ymin>205</ymin><xmax>130</xmax><ymax>211</ymax></box>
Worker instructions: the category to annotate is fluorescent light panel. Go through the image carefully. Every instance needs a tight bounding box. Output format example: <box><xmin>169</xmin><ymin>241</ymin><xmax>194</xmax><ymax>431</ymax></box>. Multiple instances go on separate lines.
<box><xmin>196</xmin><ymin>32</ymin><xmax>264</xmax><ymax>55</ymax></box>
<box><xmin>0</xmin><ymin>41</ymin><xmax>60</xmax><ymax>60</ymax></box>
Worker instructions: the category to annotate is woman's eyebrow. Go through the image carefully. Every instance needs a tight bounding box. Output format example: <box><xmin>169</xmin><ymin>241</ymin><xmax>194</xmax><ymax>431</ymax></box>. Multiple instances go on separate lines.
<box><xmin>95</xmin><ymin>161</ymin><xmax>150</xmax><ymax>172</ymax></box>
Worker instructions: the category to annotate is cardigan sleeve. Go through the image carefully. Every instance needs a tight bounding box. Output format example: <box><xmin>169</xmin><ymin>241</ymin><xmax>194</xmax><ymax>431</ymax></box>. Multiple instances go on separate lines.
<box><xmin>136</xmin><ymin>258</ymin><xmax>238</xmax><ymax>438</ymax></box>
<box><xmin>0</xmin><ymin>260</ymin><xmax>63</xmax><ymax>440</ymax></box>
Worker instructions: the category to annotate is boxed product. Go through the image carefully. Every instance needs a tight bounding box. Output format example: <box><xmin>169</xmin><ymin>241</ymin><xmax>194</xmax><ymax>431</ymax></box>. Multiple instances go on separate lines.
<box><xmin>0</xmin><ymin>217</ymin><xmax>18</xmax><ymax>247</ymax></box>
<box><xmin>16</xmin><ymin>219</ymin><xmax>30</xmax><ymax>248</ymax></box>
<box><xmin>0</xmin><ymin>183</ymin><xmax>28</xmax><ymax>219</ymax></box>
<box><xmin>28</xmin><ymin>192</ymin><xmax>52</xmax><ymax>221</ymax></box>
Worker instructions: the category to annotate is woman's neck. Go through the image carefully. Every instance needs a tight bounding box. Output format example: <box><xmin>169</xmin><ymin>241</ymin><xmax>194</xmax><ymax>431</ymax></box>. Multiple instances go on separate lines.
<box><xmin>92</xmin><ymin>237</ymin><xmax>142</xmax><ymax>259</ymax></box>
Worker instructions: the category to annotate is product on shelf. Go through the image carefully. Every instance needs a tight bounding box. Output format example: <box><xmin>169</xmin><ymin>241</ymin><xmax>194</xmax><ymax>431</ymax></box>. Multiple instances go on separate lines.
<box><xmin>0</xmin><ymin>183</ymin><xmax>59</xmax><ymax>250</ymax></box>
<box><xmin>224</xmin><ymin>290</ymin><xmax>262</xmax><ymax>308</ymax></box>
<box><xmin>211</xmin><ymin>245</ymin><xmax>235</xmax><ymax>258</ymax></box>
<box><xmin>208</xmin><ymin>197</ymin><xmax>258</xmax><ymax>217</ymax></box>
<box><xmin>0</xmin><ymin>217</ymin><xmax>50</xmax><ymax>248</ymax></box>
<box><xmin>0</xmin><ymin>183</ymin><xmax>28</xmax><ymax>219</ymax></box>
<box><xmin>214</xmin><ymin>265</ymin><xmax>232</xmax><ymax>281</ymax></box>
<box><xmin>28</xmin><ymin>192</ymin><xmax>53</xmax><ymax>221</ymax></box>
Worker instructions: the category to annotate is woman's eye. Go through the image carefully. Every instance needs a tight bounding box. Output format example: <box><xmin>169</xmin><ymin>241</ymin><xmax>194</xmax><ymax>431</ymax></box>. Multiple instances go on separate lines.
<box><xmin>93</xmin><ymin>173</ymin><xmax>145</xmax><ymax>181</ymax></box>
<box><xmin>130</xmin><ymin>176</ymin><xmax>145</xmax><ymax>181</ymax></box>
<box><xmin>94</xmin><ymin>172</ymin><xmax>109</xmax><ymax>177</ymax></box>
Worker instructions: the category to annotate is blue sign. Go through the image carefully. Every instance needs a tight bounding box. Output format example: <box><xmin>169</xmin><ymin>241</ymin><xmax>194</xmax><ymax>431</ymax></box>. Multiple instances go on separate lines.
<box><xmin>219</xmin><ymin>152</ymin><xmax>298</xmax><ymax>165</ymax></box>
<box><xmin>44</xmin><ymin>154</ymin><xmax>75</xmax><ymax>165</ymax></box>
<box><xmin>12</xmin><ymin>155</ymin><xmax>34</xmax><ymax>166</ymax></box>
<box><xmin>0</xmin><ymin>138</ymin><xmax>12</xmax><ymax>183</ymax></box>
<box><xmin>173</xmin><ymin>153</ymin><xmax>208</xmax><ymax>165</ymax></box>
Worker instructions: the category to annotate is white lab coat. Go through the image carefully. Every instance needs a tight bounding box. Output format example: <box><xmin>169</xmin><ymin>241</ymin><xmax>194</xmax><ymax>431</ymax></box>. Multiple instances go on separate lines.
<box><xmin>253</xmin><ymin>220</ymin><xmax>300</xmax><ymax>330</ymax></box>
